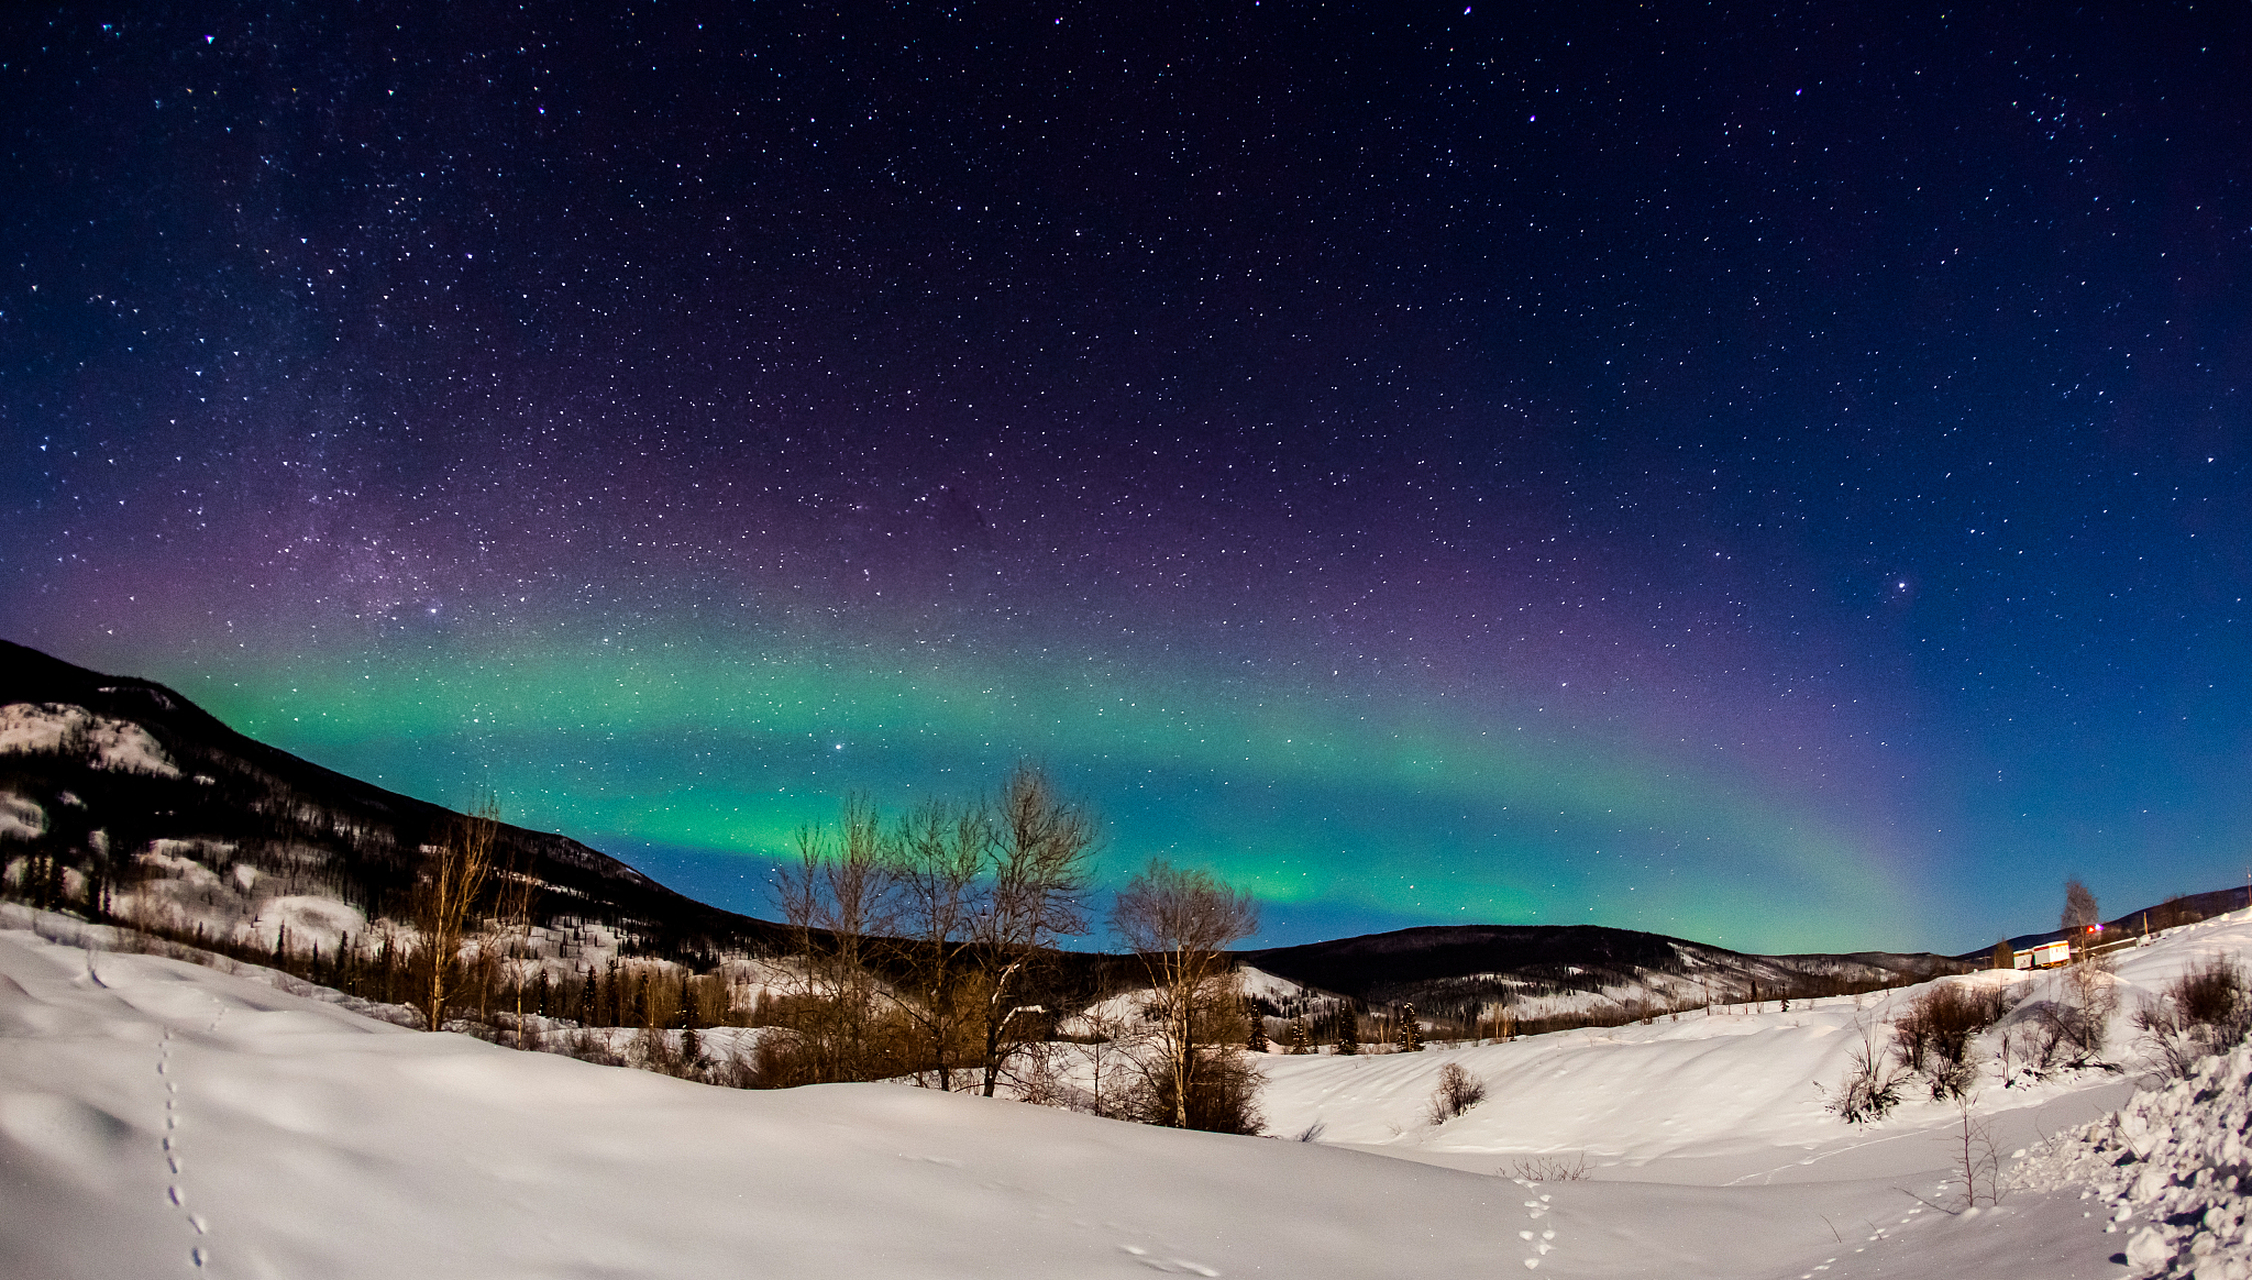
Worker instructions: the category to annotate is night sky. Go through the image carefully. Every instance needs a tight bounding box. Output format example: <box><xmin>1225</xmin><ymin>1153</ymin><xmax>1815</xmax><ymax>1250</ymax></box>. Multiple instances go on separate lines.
<box><xmin>6</xmin><ymin>3</ymin><xmax>2250</xmax><ymax>953</ymax></box>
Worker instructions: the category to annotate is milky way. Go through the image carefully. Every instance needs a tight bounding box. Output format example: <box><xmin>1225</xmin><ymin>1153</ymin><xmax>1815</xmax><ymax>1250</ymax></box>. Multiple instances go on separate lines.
<box><xmin>5</xmin><ymin>4</ymin><xmax>2249</xmax><ymax>951</ymax></box>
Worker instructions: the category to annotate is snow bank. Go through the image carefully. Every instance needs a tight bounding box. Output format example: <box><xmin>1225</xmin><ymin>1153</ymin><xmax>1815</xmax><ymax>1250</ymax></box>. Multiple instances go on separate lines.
<box><xmin>2014</xmin><ymin>1042</ymin><xmax>2252</xmax><ymax>1278</ymax></box>
<box><xmin>0</xmin><ymin>702</ymin><xmax>181</xmax><ymax>777</ymax></box>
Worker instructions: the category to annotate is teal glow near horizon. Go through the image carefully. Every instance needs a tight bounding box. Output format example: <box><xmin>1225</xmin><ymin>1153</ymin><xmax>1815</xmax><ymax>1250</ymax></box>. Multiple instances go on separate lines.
<box><xmin>155</xmin><ymin>614</ymin><xmax>1915</xmax><ymax>954</ymax></box>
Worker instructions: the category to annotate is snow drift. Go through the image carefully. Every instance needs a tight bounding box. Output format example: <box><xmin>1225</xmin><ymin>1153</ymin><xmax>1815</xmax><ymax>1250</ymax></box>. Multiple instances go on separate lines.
<box><xmin>9</xmin><ymin>905</ymin><xmax>2250</xmax><ymax>1277</ymax></box>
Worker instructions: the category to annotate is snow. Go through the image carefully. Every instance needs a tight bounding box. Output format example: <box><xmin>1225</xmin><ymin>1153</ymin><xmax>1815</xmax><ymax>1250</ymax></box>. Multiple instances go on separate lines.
<box><xmin>0</xmin><ymin>702</ymin><xmax>181</xmax><ymax>777</ymax></box>
<box><xmin>0</xmin><ymin>792</ymin><xmax>45</xmax><ymax>839</ymax></box>
<box><xmin>2</xmin><ymin>906</ymin><xmax>2246</xmax><ymax>1277</ymax></box>
<box><xmin>245</xmin><ymin>895</ymin><xmax>367</xmax><ymax>952</ymax></box>
<box><xmin>2014</xmin><ymin>1040</ymin><xmax>2252</xmax><ymax>1277</ymax></box>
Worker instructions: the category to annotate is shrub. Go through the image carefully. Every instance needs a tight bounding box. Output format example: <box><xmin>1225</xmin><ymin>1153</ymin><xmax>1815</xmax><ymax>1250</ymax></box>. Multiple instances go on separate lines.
<box><xmin>2136</xmin><ymin>956</ymin><xmax>2249</xmax><ymax>1079</ymax></box>
<box><xmin>1826</xmin><ymin>1021</ymin><xmax>1907</xmax><ymax>1123</ymax></box>
<box><xmin>1890</xmin><ymin>982</ymin><xmax>2000</xmax><ymax>1099</ymax></box>
<box><xmin>1129</xmin><ymin>1045</ymin><xmax>1266</xmax><ymax>1134</ymax></box>
<box><xmin>1427</xmin><ymin>1062</ymin><xmax>1487</xmax><ymax>1123</ymax></box>
<box><xmin>2172</xmin><ymin>956</ymin><xmax>2247</xmax><ymax>1030</ymax></box>
<box><xmin>1505</xmin><ymin>1152</ymin><xmax>1590</xmax><ymax>1182</ymax></box>
<box><xmin>738</xmin><ymin>1029</ymin><xmax>820</xmax><ymax>1089</ymax></box>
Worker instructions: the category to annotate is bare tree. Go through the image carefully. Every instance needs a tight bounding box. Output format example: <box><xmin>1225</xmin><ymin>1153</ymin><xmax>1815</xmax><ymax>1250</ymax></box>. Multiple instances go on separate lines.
<box><xmin>482</xmin><ymin>844</ymin><xmax>541</xmax><ymax>1049</ymax></box>
<box><xmin>971</xmin><ymin>764</ymin><xmax>1097</xmax><ymax>1096</ymax></box>
<box><xmin>891</xmin><ymin>795</ymin><xmax>990</xmax><ymax>1091</ymax></box>
<box><xmin>2062</xmin><ymin>878</ymin><xmax>2100</xmax><ymax>951</ymax></box>
<box><xmin>772</xmin><ymin>794</ymin><xmax>900</xmax><ymax>1081</ymax></box>
<box><xmin>1951</xmin><ymin>1095</ymin><xmax>2002</xmax><ymax>1209</ymax></box>
<box><xmin>415</xmin><ymin>795</ymin><xmax>499</xmax><ymax>1032</ymax></box>
<box><xmin>2028</xmin><ymin>943</ymin><xmax>2121</xmax><ymax>1065</ymax></box>
<box><xmin>1110</xmin><ymin>857</ymin><xmax>1261</xmax><ymax>1129</ymax></box>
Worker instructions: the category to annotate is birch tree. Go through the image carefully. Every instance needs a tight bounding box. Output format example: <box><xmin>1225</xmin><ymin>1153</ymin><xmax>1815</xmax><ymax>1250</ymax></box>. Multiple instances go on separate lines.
<box><xmin>1109</xmin><ymin>858</ymin><xmax>1260</xmax><ymax>1129</ymax></box>
<box><xmin>415</xmin><ymin>795</ymin><xmax>498</xmax><ymax>1032</ymax></box>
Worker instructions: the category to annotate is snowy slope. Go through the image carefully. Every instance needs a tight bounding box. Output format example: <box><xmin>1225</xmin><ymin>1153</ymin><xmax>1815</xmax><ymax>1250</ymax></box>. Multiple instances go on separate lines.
<box><xmin>10</xmin><ymin>911</ymin><xmax>2248</xmax><ymax>1277</ymax></box>
<box><xmin>1254</xmin><ymin>912</ymin><xmax>2252</xmax><ymax>1180</ymax></box>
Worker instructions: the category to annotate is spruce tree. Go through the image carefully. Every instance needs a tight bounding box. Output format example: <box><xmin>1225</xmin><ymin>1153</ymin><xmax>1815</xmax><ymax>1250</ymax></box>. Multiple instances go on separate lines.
<box><xmin>1398</xmin><ymin>1004</ymin><xmax>1423</xmax><ymax>1052</ymax></box>
<box><xmin>1335</xmin><ymin>1010</ymin><xmax>1361</xmax><ymax>1055</ymax></box>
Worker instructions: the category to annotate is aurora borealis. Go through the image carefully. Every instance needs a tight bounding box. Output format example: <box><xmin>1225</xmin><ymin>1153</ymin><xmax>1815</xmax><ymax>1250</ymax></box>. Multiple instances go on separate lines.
<box><xmin>5</xmin><ymin>4</ymin><xmax>2249</xmax><ymax>953</ymax></box>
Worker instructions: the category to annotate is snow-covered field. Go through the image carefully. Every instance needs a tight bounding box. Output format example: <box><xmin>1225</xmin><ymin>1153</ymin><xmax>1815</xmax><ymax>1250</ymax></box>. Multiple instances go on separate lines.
<box><xmin>4</xmin><ymin>908</ymin><xmax>2247</xmax><ymax>1278</ymax></box>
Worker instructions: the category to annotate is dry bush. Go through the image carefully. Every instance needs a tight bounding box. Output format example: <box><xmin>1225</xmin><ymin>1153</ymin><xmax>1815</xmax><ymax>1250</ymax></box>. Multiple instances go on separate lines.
<box><xmin>1973</xmin><ymin>979</ymin><xmax>2022</xmax><ymax>1025</ymax></box>
<box><xmin>1506</xmin><ymin>1152</ymin><xmax>1590</xmax><ymax>1182</ymax></box>
<box><xmin>738</xmin><ymin>1029</ymin><xmax>821</xmax><ymax>1089</ymax></box>
<box><xmin>1124</xmin><ymin>1045</ymin><xmax>1266</xmax><ymax>1135</ymax></box>
<box><xmin>1891</xmin><ymin>982</ymin><xmax>2000</xmax><ymax>1099</ymax></box>
<box><xmin>2000</xmin><ymin>1016</ymin><xmax>2069</xmax><ymax>1079</ymax></box>
<box><xmin>1426</xmin><ymin>1061</ymin><xmax>1487</xmax><ymax>1123</ymax></box>
<box><xmin>1993</xmin><ymin>952</ymin><xmax>2117</xmax><ymax>1079</ymax></box>
<box><xmin>997</xmin><ymin>1040</ymin><xmax>1075</xmax><ymax>1108</ymax></box>
<box><xmin>1826</xmin><ymin>1018</ymin><xmax>1907</xmax><ymax>1123</ymax></box>
<box><xmin>2172</xmin><ymin>956</ymin><xmax>2248</xmax><ymax>1029</ymax></box>
<box><xmin>559</xmin><ymin>1027</ymin><xmax>627</xmax><ymax>1068</ymax></box>
<box><xmin>1951</xmin><ymin>1097</ymin><xmax>2002</xmax><ymax>1209</ymax></box>
<box><xmin>633</xmin><ymin>1025</ymin><xmax>706</xmax><ymax>1079</ymax></box>
<box><xmin>2135</xmin><ymin>956</ymin><xmax>2249</xmax><ymax>1079</ymax></box>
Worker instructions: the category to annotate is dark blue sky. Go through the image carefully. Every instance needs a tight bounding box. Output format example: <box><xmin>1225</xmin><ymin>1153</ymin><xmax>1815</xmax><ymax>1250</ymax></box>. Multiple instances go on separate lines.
<box><xmin>5</xmin><ymin>2</ymin><xmax>2249</xmax><ymax>952</ymax></box>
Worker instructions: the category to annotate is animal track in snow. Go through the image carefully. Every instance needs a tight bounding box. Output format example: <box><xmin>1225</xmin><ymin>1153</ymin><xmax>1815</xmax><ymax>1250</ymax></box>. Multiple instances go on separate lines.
<box><xmin>157</xmin><ymin>1006</ymin><xmax>222</xmax><ymax>1270</ymax></box>
<box><xmin>1516</xmin><ymin>1187</ymin><xmax>1557</xmax><ymax>1269</ymax></box>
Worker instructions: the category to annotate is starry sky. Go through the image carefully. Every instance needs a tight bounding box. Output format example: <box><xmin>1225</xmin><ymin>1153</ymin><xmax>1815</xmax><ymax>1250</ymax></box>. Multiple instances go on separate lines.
<box><xmin>5</xmin><ymin>3</ymin><xmax>2250</xmax><ymax>954</ymax></box>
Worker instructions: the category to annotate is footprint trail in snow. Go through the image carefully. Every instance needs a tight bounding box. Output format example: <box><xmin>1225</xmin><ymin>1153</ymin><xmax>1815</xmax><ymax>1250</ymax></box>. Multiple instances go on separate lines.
<box><xmin>1517</xmin><ymin>1186</ymin><xmax>1557</xmax><ymax>1269</ymax></box>
<box><xmin>156</xmin><ymin>996</ymin><xmax>225</xmax><ymax>1270</ymax></box>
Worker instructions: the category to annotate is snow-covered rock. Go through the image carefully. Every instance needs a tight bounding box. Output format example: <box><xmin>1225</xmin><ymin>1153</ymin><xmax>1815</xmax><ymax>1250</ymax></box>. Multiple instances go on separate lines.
<box><xmin>2015</xmin><ymin>1041</ymin><xmax>2252</xmax><ymax>1278</ymax></box>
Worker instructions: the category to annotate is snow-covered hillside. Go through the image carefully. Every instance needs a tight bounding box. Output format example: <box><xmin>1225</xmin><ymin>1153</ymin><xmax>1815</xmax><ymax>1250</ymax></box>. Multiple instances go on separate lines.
<box><xmin>6</xmin><ymin>906</ymin><xmax>2247</xmax><ymax>1277</ymax></box>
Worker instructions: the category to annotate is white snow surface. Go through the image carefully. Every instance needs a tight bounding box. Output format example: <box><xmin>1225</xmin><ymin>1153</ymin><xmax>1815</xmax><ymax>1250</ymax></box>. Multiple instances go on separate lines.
<box><xmin>0</xmin><ymin>701</ymin><xmax>181</xmax><ymax>777</ymax></box>
<box><xmin>0</xmin><ymin>792</ymin><xmax>45</xmax><ymax>839</ymax></box>
<box><xmin>4</xmin><ymin>909</ymin><xmax>2248</xmax><ymax>1277</ymax></box>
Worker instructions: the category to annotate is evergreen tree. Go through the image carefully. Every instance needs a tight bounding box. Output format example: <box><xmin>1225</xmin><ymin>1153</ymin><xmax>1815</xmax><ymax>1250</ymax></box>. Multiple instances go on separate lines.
<box><xmin>1290</xmin><ymin>1020</ymin><xmax>1311</xmax><ymax>1055</ymax></box>
<box><xmin>1247</xmin><ymin>1012</ymin><xmax>1269</xmax><ymax>1054</ymax></box>
<box><xmin>1335</xmin><ymin>1010</ymin><xmax>1360</xmax><ymax>1055</ymax></box>
<box><xmin>1398</xmin><ymin>1004</ymin><xmax>1423</xmax><ymax>1052</ymax></box>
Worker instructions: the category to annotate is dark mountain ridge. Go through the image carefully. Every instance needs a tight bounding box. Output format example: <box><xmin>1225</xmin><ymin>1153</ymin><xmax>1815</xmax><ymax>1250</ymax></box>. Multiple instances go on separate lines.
<box><xmin>0</xmin><ymin>639</ymin><xmax>788</xmax><ymax>964</ymax></box>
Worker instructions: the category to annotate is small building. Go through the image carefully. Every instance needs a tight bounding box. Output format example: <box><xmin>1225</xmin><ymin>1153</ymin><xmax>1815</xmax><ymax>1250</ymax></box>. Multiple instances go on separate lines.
<box><xmin>2013</xmin><ymin>939</ymin><xmax>2071</xmax><ymax>969</ymax></box>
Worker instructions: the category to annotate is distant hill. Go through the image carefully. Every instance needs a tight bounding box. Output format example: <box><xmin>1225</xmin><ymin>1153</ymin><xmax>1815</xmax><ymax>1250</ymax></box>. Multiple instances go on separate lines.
<box><xmin>1240</xmin><ymin>923</ymin><xmax>1970</xmax><ymax>1034</ymax></box>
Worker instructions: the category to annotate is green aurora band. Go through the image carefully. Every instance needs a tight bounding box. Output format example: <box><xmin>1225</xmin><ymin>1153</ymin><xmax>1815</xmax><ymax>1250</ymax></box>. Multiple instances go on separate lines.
<box><xmin>173</xmin><ymin>625</ymin><xmax>1912</xmax><ymax>952</ymax></box>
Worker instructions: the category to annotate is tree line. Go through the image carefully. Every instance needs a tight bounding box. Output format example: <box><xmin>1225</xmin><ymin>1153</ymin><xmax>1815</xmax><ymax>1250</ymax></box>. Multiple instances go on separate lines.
<box><xmin>5</xmin><ymin>759</ymin><xmax>1272</xmax><ymax>1134</ymax></box>
<box><xmin>753</xmin><ymin>764</ymin><xmax>1266</xmax><ymax>1131</ymax></box>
